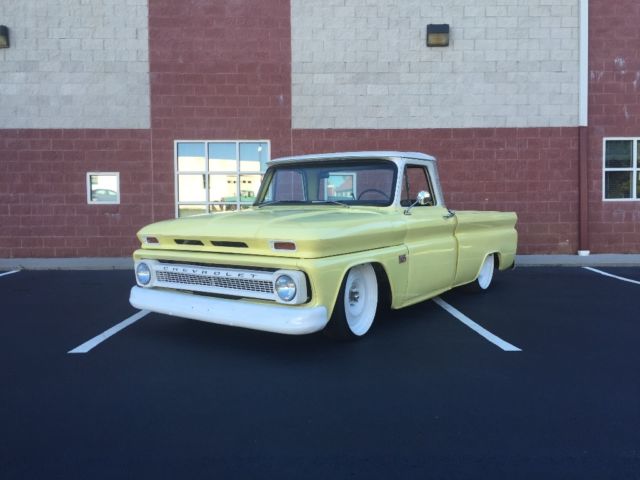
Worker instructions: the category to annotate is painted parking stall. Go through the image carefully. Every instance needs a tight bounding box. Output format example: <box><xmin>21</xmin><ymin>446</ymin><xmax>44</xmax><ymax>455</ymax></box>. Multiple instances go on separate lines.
<box><xmin>2</xmin><ymin>267</ymin><xmax>640</xmax><ymax>479</ymax></box>
<box><xmin>68</xmin><ymin>310</ymin><xmax>150</xmax><ymax>354</ymax></box>
<box><xmin>583</xmin><ymin>267</ymin><xmax>640</xmax><ymax>285</ymax></box>
<box><xmin>0</xmin><ymin>269</ymin><xmax>20</xmax><ymax>278</ymax></box>
<box><xmin>433</xmin><ymin>297</ymin><xmax>521</xmax><ymax>352</ymax></box>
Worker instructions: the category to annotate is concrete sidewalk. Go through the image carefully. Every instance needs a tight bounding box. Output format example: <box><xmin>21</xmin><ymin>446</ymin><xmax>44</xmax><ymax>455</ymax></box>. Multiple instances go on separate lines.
<box><xmin>515</xmin><ymin>254</ymin><xmax>640</xmax><ymax>267</ymax></box>
<box><xmin>1</xmin><ymin>254</ymin><xmax>640</xmax><ymax>270</ymax></box>
<box><xmin>0</xmin><ymin>257</ymin><xmax>134</xmax><ymax>270</ymax></box>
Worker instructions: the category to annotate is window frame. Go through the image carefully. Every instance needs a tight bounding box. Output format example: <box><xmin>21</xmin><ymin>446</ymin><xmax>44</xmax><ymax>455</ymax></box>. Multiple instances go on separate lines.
<box><xmin>174</xmin><ymin>140</ymin><xmax>270</xmax><ymax>217</ymax></box>
<box><xmin>255</xmin><ymin>160</ymin><xmax>398</xmax><ymax>207</ymax></box>
<box><xmin>400</xmin><ymin>164</ymin><xmax>437</xmax><ymax>207</ymax></box>
<box><xmin>602</xmin><ymin>137</ymin><xmax>640</xmax><ymax>202</ymax></box>
<box><xmin>86</xmin><ymin>172</ymin><xmax>120</xmax><ymax>205</ymax></box>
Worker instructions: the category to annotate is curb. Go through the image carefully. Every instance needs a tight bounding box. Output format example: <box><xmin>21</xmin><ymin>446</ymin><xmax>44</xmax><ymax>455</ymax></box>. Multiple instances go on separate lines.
<box><xmin>1</xmin><ymin>255</ymin><xmax>640</xmax><ymax>271</ymax></box>
<box><xmin>515</xmin><ymin>254</ymin><xmax>640</xmax><ymax>267</ymax></box>
<box><xmin>0</xmin><ymin>257</ymin><xmax>133</xmax><ymax>270</ymax></box>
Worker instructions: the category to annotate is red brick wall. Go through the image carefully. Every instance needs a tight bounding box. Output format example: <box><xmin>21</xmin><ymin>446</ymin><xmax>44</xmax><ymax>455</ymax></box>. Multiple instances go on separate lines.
<box><xmin>0</xmin><ymin>129</ymin><xmax>152</xmax><ymax>257</ymax></box>
<box><xmin>1</xmin><ymin>0</ymin><xmax>639</xmax><ymax>258</ymax></box>
<box><xmin>148</xmin><ymin>0</ymin><xmax>293</xmax><ymax>220</ymax></box>
<box><xmin>292</xmin><ymin>128</ymin><xmax>580</xmax><ymax>254</ymax></box>
<box><xmin>588</xmin><ymin>0</ymin><xmax>640</xmax><ymax>253</ymax></box>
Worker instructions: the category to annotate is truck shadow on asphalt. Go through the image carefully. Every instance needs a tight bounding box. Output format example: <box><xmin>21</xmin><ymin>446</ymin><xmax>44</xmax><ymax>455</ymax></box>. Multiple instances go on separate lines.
<box><xmin>130</xmin><ymin>299</ymin><xmax>447</xmax><ymax>363</ymax></box>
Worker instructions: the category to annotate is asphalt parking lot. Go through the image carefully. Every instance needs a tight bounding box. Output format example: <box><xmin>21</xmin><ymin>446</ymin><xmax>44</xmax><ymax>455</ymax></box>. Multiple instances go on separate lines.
<box><xmin>1</xmin><ymin>267</ymin><xmax>639</xmax><ymax>479</ymax></box>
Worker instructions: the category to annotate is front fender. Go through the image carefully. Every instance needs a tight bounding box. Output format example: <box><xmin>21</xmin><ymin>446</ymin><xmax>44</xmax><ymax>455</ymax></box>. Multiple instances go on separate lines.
<box><xmin>299</xmin><ymin>245</ymin><xmax>409</xmax><ymax>319</ymax></box>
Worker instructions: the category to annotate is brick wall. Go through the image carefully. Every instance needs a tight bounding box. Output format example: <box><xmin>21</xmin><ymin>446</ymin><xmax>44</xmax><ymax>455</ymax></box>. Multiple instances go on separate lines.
<box><xmin>588</xmin><ymin>0</ymin><xmax>640</xmax><ymax>253</ymax></box>
<box><xmin>148</xmin><ymin>0</ymin><xmax>293</xmax><ymax>220</ymax></box>
<box><xmin>291</xmin><ymin>0</ymin><xmax>579</xmax><ymax>129</ymax></box>
<box><xmin>0</xmin><ymin>0</ymin><xmax>638</xmax><ymax>258</ymax></box>
<box><xmin>292</xmin><ymin>127</ymin><xmax>580</xmax><ymax>254</ymax></box>
<box><xmin>0</xmin><ymin>129</ymin><xmax>152</xmax><ymax>257</ymax></box>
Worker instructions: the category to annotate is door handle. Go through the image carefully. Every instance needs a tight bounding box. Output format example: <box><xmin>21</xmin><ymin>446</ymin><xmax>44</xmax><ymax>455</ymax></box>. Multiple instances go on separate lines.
<box><xmin>443</xmin><ymin>209</ymin><xmax>456</xmax><ymax>219</ymax></box>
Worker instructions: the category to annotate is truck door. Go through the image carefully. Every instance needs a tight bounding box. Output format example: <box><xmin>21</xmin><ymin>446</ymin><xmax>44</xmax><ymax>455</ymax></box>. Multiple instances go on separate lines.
<box><xmin>401</xmin><ymin>164</ymin><xmax>457</xmax><ymax>301</ymax></box>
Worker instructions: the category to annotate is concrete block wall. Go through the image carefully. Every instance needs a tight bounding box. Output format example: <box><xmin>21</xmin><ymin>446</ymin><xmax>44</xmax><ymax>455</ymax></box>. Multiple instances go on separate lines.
<box><xmin>292</xmin><ymin>0</ymin><xmax>580</xmax><ymax>129</ymax></box>
<box><xmin>0</xmin><ymin>0</ymin><xmax>150</xmax><ymax>129</ymax></box>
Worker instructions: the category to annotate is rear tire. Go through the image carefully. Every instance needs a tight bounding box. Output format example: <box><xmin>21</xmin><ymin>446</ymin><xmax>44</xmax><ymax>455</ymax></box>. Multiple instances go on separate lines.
<box><xmin>324</xmin><ymin>264</ymin><xmax>378</xmax><ymax>340</ymax></box>
<box><xmin>467</xmin><ymin>254</ymin><xmax>495</xmax><ymax>292</ymax></box>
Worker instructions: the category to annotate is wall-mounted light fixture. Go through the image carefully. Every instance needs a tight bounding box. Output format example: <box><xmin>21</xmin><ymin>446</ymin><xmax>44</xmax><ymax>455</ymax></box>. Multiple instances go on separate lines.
<box><xmin>0</xmin><ymin>25</ymin><xmax>9</xmax><ymax>48</ymax></box>
<box><xmin>426</xmin><ymin>24</ymin><xmax>449</xmax><ymax>47</ymax></box>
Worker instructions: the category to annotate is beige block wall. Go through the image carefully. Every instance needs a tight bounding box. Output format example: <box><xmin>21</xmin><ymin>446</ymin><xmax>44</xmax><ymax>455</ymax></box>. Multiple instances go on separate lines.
<box><xmin>0</xmin><ymin>0</ymin><xmax>150</xmax><ymax>129</ymax></box>
<box><xmin>292</xmin><ymin>0</ymin><xmax>580</xmax><ymax>129</ymax></box>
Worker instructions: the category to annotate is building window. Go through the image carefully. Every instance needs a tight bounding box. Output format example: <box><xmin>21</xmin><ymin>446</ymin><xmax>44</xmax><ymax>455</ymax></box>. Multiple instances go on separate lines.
<box><xmin>87</xmin><ymin>172</ymin><xmax>120</xmax><ymax>204</ymax></box>
<box><xmin>603</xmin><ymin>138</ymin><xmax>640</xmax><ymax>201</ymax></box>
<box><xmin>175</xmin><ymin>140</ymin><xmax>270</xmax><ymax>217</ymax></box>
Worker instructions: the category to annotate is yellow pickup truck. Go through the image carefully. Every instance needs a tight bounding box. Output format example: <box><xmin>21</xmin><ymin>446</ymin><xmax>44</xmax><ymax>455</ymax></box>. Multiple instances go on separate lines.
<box><xmin>130</xmin><ymin>151</ymin><xmax>517</xmax><ymax>339</ymax></box>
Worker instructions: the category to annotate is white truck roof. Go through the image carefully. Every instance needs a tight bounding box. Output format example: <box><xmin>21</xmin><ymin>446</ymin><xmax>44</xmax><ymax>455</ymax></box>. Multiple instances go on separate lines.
<box><xmin>269</xmin><ymin>151</ymin><xmax>436</xmax><ymax>165</ymax></box>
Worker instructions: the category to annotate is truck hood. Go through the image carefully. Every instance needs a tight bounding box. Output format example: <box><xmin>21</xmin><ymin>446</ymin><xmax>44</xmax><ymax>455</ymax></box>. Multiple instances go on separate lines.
<box><xmin>137</xmin><ymin>207</ymin><xmax>406</xmax><ymax>259</ymax></box>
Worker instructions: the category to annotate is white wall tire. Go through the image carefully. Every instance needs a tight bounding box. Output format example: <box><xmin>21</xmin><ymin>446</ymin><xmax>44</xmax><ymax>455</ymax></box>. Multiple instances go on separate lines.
<box><xmin>325</xmin><ymin>264</ymin><xmax>378</xmax><ymax>340</ymax></box>
<box><xmin>474</xmin><ymin>254</ymin><xmax>495</xmax><ymax>291</ymax></box>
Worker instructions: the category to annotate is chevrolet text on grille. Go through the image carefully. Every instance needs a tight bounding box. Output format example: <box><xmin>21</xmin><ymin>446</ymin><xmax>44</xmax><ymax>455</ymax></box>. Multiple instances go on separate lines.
<box><xmin>162</xmin><ymin>266</ymin><xmax>259</xmax><ymax>279</ymax></box>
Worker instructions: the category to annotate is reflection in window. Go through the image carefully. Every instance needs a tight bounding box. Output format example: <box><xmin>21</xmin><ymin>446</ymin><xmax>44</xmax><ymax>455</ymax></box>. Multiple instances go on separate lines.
<box><xmin>178</xmin><ymin>174</ymin><xmax>206</xmax><ymax>202</ymax></box>
<box><xmin>605</xmin><ymin>140</ymin><xmax>632</xmax><ymax>168</ymax></box>
<box><xmin>324</xmin><ymin>173</ymin><xmax>356</xmax><ymax>200</ymax></box>
<box><xmin>401</xmin><ymin>165</ymin><xmax>434</xmax><ymax>206</ymax></box>
<box><xmin>263</xmin><ymin>170</ymin><xmax>304</xmax><ymax>202</ymax></box>
<box><xmin>604</xmin><ymin>172</ymin><xmax>632</xmax><ymax>199</ymax></box>
<box><xmin>177</xmin><ymin>143</ymin><xmax>206</xmax><ymax>171</ymax></box>
<box><xmin>87</xmin><ymin>172</ymin><xmax>120</xmax><ymax>204</ymax></box>
<box><xmin>176</xmin><ymin>140</ymin><xmax>270</xmax><ymax>216</ymax></box>
<box><xmin>208</xmin><ymin>142</ymin><xmax>237</xmax><ymax>172</ymax></box>
<box><xmin>258</xmin><ymin>161</ymin><xmax>395</xmax><ymax>206</ymax></box>
<box><xmin>240</xmin><ymin>142</ymin><xmax>269</xmax><ymax>172</ymax></box>
<box><xmin>178</xmin><ymin>205</ymin><xmax>207</xmax><ymax>217</ymax></box>
<box><xmin>209</xmin><ymin>204</ymin><xmax>238</xmax><ymax>213</ymax></box>
<box><xmin>239</xmin><ymin>174</ymin><xmax>260</xmax><ymax>202</ymax></box>
<box><xmin>603</xmin><ymin>139</ymin><xmax>639</xmax><ymax>200</ymax></box>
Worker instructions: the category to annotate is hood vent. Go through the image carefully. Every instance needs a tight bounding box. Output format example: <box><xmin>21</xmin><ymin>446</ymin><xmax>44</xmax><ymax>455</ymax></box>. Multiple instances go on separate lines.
<box><xmin>174</xmin><ymin>239</ymin><xmax>204</xmax><ymax>246</ymax></box>
<box><xmin>211</xmin><ymin>241</ymin><xmax>248</xmax><ymax>248</ymax></box>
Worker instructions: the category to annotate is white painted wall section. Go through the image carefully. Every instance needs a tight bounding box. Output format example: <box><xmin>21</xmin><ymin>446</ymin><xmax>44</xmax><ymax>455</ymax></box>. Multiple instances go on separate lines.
<box><xmin>292</xmin><ymin>0</ymin><xmax>580</xmax><ymax>129</ymax></box>
<box><xmin>0</xmin><ymin>0</ymin><xmax>150</xmax><ymax>129</ymax></box>
<box><xmin>578</xmin><ymin>0</ymin><xmax>589</xmax><ymax>127</ymax></box>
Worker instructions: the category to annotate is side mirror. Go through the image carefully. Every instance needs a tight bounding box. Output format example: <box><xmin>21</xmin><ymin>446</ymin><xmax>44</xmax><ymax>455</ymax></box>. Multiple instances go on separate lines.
<box><xmin>404</xmin><ymin>190</ymin><xmax>432</xmax><ymax>215</ymax></box>
<box><xmin>416</xmin><ymin>190</ymin><xmax>431</xmax><ymax>206</ymax></box>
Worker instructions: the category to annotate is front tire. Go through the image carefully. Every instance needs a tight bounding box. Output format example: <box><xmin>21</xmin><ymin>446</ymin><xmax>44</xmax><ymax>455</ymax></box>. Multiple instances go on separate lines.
<box><xmin>324</xmin><ymin>264</ymin><xmax>378</xmax><ymax>340</ymax></box>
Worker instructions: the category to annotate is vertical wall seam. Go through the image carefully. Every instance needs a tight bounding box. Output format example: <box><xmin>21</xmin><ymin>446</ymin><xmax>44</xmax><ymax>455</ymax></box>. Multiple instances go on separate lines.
<box><xmin>578</xmin><ymin>0</ymin><xmax>589</xmax><ymax>253</ymax></box>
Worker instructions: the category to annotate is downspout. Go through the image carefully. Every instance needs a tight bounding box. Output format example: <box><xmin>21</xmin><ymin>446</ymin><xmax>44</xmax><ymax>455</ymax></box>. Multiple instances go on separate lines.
<box><xmin>578</xmin><ymin>0</ymin><xmax>590</xmax><ymax>255</ymax></box>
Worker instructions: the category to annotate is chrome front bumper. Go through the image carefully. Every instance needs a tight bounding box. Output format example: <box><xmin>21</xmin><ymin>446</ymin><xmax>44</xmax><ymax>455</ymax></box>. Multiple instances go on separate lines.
<box><xmin>129</xmin><ymin>286</ymin><xmax>329</xmax><ymax>335</ymax></box>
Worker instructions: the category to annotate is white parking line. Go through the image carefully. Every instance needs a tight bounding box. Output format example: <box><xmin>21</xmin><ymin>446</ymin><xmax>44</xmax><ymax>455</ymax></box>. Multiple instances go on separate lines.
<box><xmin>0</xmin><ymin>270</ymin><xmax>20</xmax><ymax>278</ymax></box>
<box><xmin>433</xmin><ymin>297</ymin><xmax>522</xmax><ymax>352</ymax></box>
<box><xmin>583</xmin><ymin>267</ymin><xmax>640</xmax><ymax>286</ymax></box>
<box><xmin>68</xmin><ymin>310</ymin><xmax>150</xmax><ymax>354</ymax></box>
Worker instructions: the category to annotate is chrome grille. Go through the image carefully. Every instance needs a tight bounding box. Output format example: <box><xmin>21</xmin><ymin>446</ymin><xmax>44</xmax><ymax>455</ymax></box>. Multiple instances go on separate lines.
<box><xmin>156</xmin><ymin>271</ymin><xmax>273</xmax><ymax>294</ymax></box>
<box><xmin>148</xmin><ymin>261</ymin><xmax>277</xmax><ymax>301</ymax></box>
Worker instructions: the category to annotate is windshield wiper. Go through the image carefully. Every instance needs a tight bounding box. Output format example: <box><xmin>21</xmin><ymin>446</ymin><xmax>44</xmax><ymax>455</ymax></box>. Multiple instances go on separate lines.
<box><xmin>256</xmin><ymin>200</ymin><xmax>306</xmax><ymax>208</ymax></box>
<box><xmin>257</xmin><ymin>200</ymin><xmax>350</xmax><ymax>208</ymax></box>
<box><xmin>311</xmin><ymin>200</ymin><xmax>350</xmax><ymax>208</ymax></box>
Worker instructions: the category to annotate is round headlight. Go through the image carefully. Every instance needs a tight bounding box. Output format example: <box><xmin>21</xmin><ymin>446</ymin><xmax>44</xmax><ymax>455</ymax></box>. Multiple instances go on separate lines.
<box><xmin>275</xmin><ymin>275</ymin><xmax>296</xmax><ymax>302</ymax></box>
<box><xmin>136</xmin><ymin>262</ymin><xmax>151</xmax><ymax>286</ymax></box>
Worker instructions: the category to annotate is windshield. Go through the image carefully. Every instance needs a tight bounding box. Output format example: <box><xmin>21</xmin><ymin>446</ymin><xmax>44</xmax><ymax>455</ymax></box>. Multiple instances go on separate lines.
<box><xmin>255</xmin><ymin>160</ymin><xmax>397</xmax><ymax>207</ymax></box>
